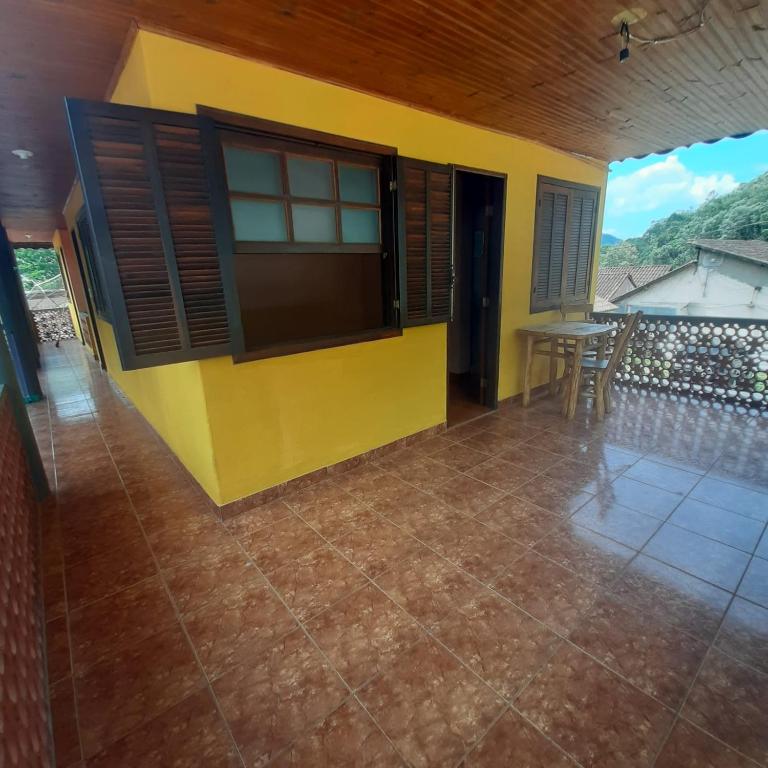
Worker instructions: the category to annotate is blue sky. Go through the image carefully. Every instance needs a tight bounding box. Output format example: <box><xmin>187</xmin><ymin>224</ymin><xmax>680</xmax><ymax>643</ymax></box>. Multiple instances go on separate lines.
<box><xmin>603</xmin><ymin>130</ymin><xmax>768</xmax><ymax>239</ymax></box>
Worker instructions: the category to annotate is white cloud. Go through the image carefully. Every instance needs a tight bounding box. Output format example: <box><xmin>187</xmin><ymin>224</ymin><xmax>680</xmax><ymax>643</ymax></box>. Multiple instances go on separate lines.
<box><xmin>607</xmin><ymin>155</ymin><xmax>738</xmax><ymax>217</ymax></box>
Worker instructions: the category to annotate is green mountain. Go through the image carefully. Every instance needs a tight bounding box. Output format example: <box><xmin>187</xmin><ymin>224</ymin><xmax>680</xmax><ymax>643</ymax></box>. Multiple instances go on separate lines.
<box><xmin>601</xmin><ymin>171</ymin><xmax>768</xmax><ymax>268</ymax></box>
<box><xmin>601</xmin><ymin>233</ymin><xmax>622</xmax><ymax>246</ymax></box>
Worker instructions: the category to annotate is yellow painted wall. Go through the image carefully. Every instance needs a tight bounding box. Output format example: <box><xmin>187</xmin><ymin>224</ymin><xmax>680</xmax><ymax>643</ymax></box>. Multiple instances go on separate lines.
<box><xmin>65</xmin><ymin>29</ymin><xmax>607</xmax><ymax>506</ymax></box>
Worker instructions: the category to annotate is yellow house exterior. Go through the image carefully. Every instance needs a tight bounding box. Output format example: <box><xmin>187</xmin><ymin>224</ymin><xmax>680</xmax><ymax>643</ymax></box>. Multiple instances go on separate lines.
<box><xmin>62</xmin><ymin>29</ymin><xmax>607</xmax><ymax>508</ymax></box>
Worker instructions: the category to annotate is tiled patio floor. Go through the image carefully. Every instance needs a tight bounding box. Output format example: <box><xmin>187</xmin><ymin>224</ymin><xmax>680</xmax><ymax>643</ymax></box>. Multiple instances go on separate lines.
<box><xmin>31</xmin><ymin>340</ymin><xmax>768</xmax><ymax>767</ymax></box>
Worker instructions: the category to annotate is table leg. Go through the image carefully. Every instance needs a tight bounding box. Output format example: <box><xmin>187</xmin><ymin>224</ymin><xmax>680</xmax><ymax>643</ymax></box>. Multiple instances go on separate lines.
<box><xmin>565</xmin><ymin>338</ymin><xmax>584</xmax><ymax>420</ymax></box>
<box><xmin>549</xmin><ymin>337</ymin><xmax>558</xmax><ymax>396</ymax></box>
<box><xmin>522</xmin><ymin>335</ymin><xmax>533</xmax><ymax>407</ymax></box>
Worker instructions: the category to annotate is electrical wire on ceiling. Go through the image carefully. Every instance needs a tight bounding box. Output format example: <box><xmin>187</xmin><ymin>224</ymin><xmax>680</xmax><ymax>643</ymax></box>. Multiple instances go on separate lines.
<box><xmin>628</xmin><ymin>0</ymin><xmax>712</xmax><ymax>45</ymax></box>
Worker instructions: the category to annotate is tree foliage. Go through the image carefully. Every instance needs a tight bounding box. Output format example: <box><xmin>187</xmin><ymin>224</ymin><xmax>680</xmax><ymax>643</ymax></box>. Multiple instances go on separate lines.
<box><xmin>14</xmin><ymin>247</ymin><xmax>62</xmax><ymax>290</ymax></box>
<box><xmin>601</xmin><ymin>171</ymin><xmax>768</xmax><ymax>268</ymax></box>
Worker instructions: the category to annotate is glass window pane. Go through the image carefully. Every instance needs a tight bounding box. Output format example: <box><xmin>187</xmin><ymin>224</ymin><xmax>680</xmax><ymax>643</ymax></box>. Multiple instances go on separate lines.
<box><xmin>339</xmin><ymin>165</ymin><xmax>378</xmax><ymax>204</ymax></box>
<box><xmin>224</xmin><ymin>147</ymin><xmax>282</xmax><ymax>195</ymax></box>
<box><xmin>287</xmin><ymin>157</ymin><xmax>333</xmax><ymax>199</ymax></box>
<box><xmin>291</xmin><ymin>204</ymin><xmax>337</xmax><ymax>242</ymax></box>
<box><xmin>341</xmin><ymin>208</ymin><xmax>380</xmax><ymax>244</ymax></box>
<box><xmin>230</xmin><ymin>200</ymin><xmax>287</xmax><ymax>241</ymax></box>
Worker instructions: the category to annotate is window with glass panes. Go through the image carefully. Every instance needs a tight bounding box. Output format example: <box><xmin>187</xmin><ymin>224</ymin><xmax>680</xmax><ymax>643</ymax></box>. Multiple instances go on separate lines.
<box><xmin>217</xmin><ymin>131</ymin><xmax>396</xmax><ymax>354</ymax></box>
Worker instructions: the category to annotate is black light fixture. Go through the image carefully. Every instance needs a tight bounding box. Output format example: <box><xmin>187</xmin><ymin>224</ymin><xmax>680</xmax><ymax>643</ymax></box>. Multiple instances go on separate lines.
<box><xmin>619</xmin><ymin>21</ymin><xmax>631</xmax><ymax>63</ymax></box>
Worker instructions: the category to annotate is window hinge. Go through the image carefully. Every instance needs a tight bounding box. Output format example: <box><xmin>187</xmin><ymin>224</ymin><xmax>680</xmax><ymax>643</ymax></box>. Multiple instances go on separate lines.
<box><xmin>389</xmin><ymin>180</ymin><xmax>397</xmax><ymax>192</ymax></box>
<box><xmin>393</xmin><ymin>299</ymin><xmax>400</xmax><ymax>310</ymax></box>
<box><xmin>481</xmin><ymin>296</ymin><xmax>490</xmax><ymax>308</ymax></box>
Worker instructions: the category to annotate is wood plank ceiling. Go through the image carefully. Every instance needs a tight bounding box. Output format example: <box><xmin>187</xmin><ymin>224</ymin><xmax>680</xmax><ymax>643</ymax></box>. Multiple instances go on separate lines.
<box><xmin>1</xmin><ymin>0</ymin><xmax>767</xmax><ymax>242</ymax></box>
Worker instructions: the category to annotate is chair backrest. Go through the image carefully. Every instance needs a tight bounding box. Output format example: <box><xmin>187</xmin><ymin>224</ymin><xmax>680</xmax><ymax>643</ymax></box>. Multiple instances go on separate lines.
<box><xmin>604</xmin><ymin>311</ymin><xmax>642</xmax><ymax>381</ymax></box>
<box><xmin>559</xmin><ymin>302</ymin><xmax>593</xmax><ymax>321</ymax></box>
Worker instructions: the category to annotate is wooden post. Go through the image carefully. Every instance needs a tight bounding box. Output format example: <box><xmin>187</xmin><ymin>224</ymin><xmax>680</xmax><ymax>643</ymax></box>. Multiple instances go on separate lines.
<box><xmin>565</xmin><ymin>338</ymin><xmax>584</xmax><ymax>420</ymax></box>
<box><xmin>522</xmin><ymin>334</ymin><xmax>534</xmax><ymax>407</ymax></box>
<box><xmin>549</xmin><ymin>337</ymin><xmax>558</xmax><ymax>396</ymax></box>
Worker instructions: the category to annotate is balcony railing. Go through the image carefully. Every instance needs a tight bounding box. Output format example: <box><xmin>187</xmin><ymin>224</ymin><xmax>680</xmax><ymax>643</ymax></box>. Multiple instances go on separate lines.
<box><xmin>592</xmin><ymin>311</ymin><xmax>768</xmax><ymax>412</ymax></box>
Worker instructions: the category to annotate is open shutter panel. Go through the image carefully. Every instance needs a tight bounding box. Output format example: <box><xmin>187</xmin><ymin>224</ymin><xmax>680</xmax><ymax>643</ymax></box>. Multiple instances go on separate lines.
<box><xmin>532</xmin><ymin>183</ymin><xmax>568</xmax><ymax>310</ymax></box>
<box><xmin>65</xmin><ymin>99</ymin><xmax>232</xmax><ymax>370</ymax></box>
<box><xmin>396</xmin><ymin>158</ymin><xmax>453</xmax><ymax>326</ymax></box>
<box><xmin>565</xmin><ymin>188</ymin><xmax>597</xmax><ymax>301</ymax></box>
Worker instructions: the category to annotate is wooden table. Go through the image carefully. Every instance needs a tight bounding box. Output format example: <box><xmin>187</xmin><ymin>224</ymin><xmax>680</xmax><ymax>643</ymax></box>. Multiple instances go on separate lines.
<box><xmin>519</xmin><ymin>321</ymin><xmax>617</xmax><ymax>419</ymax></box>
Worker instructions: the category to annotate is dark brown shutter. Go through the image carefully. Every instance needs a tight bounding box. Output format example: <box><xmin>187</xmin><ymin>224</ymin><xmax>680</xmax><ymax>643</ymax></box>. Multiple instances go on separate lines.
<box><xmin>531</xmin><ymin>183</ymin><xmax>568</xmax><ymax>311</ymax></box>
<box><xmin>396</xmin><ymin>157</ymin><xmax>453</xmax><ymax>326</ymax></box>
<box><xmin>565</xmin><ymin>189</ymin><xmax>598</xmax><ymax>301</ymax></box>
<box><xmin>65</xmin><ymin>99</ymin><xmax>232</xmax><ymax>370</ymax></box>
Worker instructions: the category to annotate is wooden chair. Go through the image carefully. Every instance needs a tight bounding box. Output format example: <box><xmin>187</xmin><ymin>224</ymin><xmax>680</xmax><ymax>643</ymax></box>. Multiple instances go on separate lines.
<box><xmin>565</xmin><ymin>311</ymin><xmax>642</xmax><ymax>420</ymax></box>
<box><xmin>559</xmin><ymin>302</ymin><xmax>593</xmax><ymax>322</ymax></box>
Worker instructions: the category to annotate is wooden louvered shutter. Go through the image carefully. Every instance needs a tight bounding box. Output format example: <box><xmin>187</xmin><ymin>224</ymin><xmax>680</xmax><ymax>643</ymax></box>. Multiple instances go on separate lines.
<box><xmin>531</xmin><ymin>182</ymin><xmax>569</xmax><ymax>311</ymax></box>
<box><xmin>564</xmin><ymin>188</ymin><xmax>598</xmax><ymax>301</ymax></box>
<box><xmin>65</xmin><ymin>99</ymin><xmax>233</xmax><ymax>370</ymax></box>
<box><xmin>396</xmin><ymin>158</ymin><xmax>453</xmax><ymax>326</ymax></box>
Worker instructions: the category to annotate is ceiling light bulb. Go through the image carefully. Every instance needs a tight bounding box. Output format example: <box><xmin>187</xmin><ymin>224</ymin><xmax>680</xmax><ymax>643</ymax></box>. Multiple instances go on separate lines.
<box><xmin>24</xmin><ymin>233</ymin><xmax>32</xmax><ymax>239</ymax></box>
<box><xmin>11</xmin><ymin>149</ymin><xmax>34</xmax><ymax>160</ymax></box>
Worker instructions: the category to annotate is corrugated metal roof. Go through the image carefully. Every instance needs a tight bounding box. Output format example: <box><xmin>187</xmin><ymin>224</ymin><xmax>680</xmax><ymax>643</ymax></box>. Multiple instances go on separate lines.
<box><xmin>597</xmin><ymin>265</ymin><xmax>673</xmax><ymax>301</ymax></box>
<box><xmin>690</xmin><ymin>239</ymin><xmax>768</xmax><ymax>265</ymax></box>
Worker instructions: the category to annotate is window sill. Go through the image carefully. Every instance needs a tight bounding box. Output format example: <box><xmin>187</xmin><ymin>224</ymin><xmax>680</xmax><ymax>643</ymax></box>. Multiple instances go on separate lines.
<box><xmin>233</xmin><ymin>327</ymin><xmax>403</xmax><ymax>363</ymax></box>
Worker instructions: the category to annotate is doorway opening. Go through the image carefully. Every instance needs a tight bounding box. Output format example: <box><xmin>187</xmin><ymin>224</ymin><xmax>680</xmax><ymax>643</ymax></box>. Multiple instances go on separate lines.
<box><xmin>447</xmin><ymin>169</ymin><xmax>505</xmax><ymax>426</ymax></box>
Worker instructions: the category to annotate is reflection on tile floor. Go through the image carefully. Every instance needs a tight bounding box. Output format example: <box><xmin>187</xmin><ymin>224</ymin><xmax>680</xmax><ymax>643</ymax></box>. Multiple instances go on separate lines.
<box><xmin>32</xmin><ymin>341</ymin><xmax>768</xmax><ymax>767</ymax></box>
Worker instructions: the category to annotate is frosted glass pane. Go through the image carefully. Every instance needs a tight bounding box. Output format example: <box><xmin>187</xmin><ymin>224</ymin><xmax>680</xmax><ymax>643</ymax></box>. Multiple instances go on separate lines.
<box><xmin>224</xmin><ymin>147</ymin><xmax>282</xmax><ymax>195</ymax></box>
<box><xmin>292</xmin><ymin>204</ymin><xmax>337</xmax><ymax>242</ymax></box>
<box><xmin>230</xmin><ymin>200</ymin><xmax>287</xmax><ymax>241</ymax></box>
<box><xmin>341</xmin><ymin>208</ymin><xmax>379</xmax><ymax>244</ymax></box>
<box><xmin>339</xmin><ymin>165</ymin><xmax>378</xmax><ymax>204</ymax></box>
<box><xmin>287</xmin><ymin>157</ymin><xmax>333</xmax><ymax>199</ymax></box>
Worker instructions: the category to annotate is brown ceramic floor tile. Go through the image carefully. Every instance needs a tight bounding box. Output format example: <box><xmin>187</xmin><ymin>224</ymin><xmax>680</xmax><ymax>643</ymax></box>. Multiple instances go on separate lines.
<box><xmin>460</xmin><ymin>430</ymin><xmax>522</xmax><ymax>456</ymax></box>
<box><xmin>184</xmin><ymin>579</ymin><xmax>298</xmax><ymax>679</ymax></box>
<box><xmin>50</xmin><ymin>677</ymin><xmax>82</xmax><ymax>768</ymax></box>
<box><xmin>331</xmin><ymin>462</ymin><xmax>391</xmax><ymax>499</ymax></box>
<box><xmin>683</xmin><ymin>650</ymin><xmax>768</xmax><ymax>765</ymax></box>
<box><xmin>43</xmin><ymin>562</ymin><xmax>67</xmax><ymax>621</ymax></box>
<box><xmin>715</xmin><ymin>597</ymin><xmax>768</xmax><ymax>674</ymax></box>
<box><xmin>570</xmin><ymin>497</ymin><xmax>662</xmax><ymax>550</ymax></box>
<box><xmin>414</xmin><ymin>434</ymin><xmax>459</xmax><ymax>455</ymax></box>
<box><xmin>493</xmin><ymin>550</ymin><xmax>601</xmax><ymax>635</ymax></box>
<box><xmin>147</xmin><ymin>514</ymin><xmax>239</xmax><ymax>569</ymax></box>
<box><xmin>306</xmin><ymin>584</ymin><xmax>423</xmax><ymax>690</ymax></box>
<box><xmin>644</xmin><ymin>524</ymin><xmax>750</xmax><ymax>591</ymax></box>
<box><xmin>427</xmin><ymin>517</ymin><xmax>526</xmax><ymax>584</ymax></box>
<box><xmin>611</xmin><ymin>554</ymin><xmax>732</xmax><ymax>643</ymax></box>
<box><xmin>525</xmin><ymin>431</ymin><xmax>589</xmax><ymax>457</ymax></box>
<box><xmin>389</xmin><ymin>454</ymin><xmax>460</xmax><ymax>492</ymax></box>
<box><xmin>69</xmin><ymin>576</ymin><xmax>177</xmax><ymax>675</ymax></box>
<box><xmin>737</xmin><ymin>556</ymin><xmax>768</xmax><ymax>608</ymax></box>
<box><xmin>87</xmin><ymin>689</ymin><xmax>240</xmax><ymax>768</ymax></box>
<box><xmin>76</xmin><ymin>626</ymin><xmax>204</xmax><ymax>758</ymax></box>
<box><xmin>461</xmin><ymin>709</ymin><xmax>578</xmax><ymax>767</ymax></box>
<box><xmin>476</xmin><ymin>495</ymin><xmax>562</xmax><ymax>546</ymax></box>
<box><xmin>225</xmin><ymin>499</ymin><xmax>293</xmax><ymax>540</ymax></box>
<box><xmin>236</xmin><ymin>513</ymin><xmax>326</xmax><ymax>574</ymax></box>
<box><xmin>65</xmin><ymin>538</ymin><xmax>158</xmax><ymax>611</ymax></box>
<box><xmin>514</xmin><ymin>474</ymin><xmax>593</xmax><ymax>517</ymax></box>
<box><xmin>604</xmin><ymin>475</ymin><xmax>684</xmax><ymax>520</ymax></box>
<box><xmin>433</xmin><ymin>591</ymin><xmax>560</xmax><ymax>699</ymax></box>
<box><xmin>293</xmin><ymin>489</ymin><xmax>379</xmax><ymax>542</ymax></box>
<box><xmin>431</xmin><ymin>474</ymin><xmax>507</xmax><ymax>515</ymax></box>
<box><xmin>497</xmin><ymin>442</ymin><xmax>562</xmax><ymax>472</ymax></box>
<box><xmin>431</xmin><ymin>442</ymin><xmax>491</xmax><ymax>472</ymax></box>
<box><xmin>164</xmin><ymin>543</ymin><xmax>263</xmax><ymax>614</ymax></box>
<box><xmin>655</xmin><ymin>719</ymin><xmax>756</xmax><ymax>768</ymax></box>
<box><xmin>359</xmin><ymin>638</ymin><xmax>504</xmax><ymax>768</ymax></box>
<box><xmin>570</xmin><ymin>595</ymin><xmax>708</xmax><ymax>707</ymax></box>
<box><xmin>46</xmin><ymin>616</ymin><xmax>71</xmax><ymax>685</ymax></box>
<box><xmin>333</xmin><ymin>516</ymin><xmax>421</xmax><ymax>578</ymax></box>
<box><xmin>533</xmin><ymin>523</ymin><xmax>635</xmax><ymax>584</ymax></box>
<box><xmin>516</xmin><ymin>643</ymin><xmax>675</xmax><ymax>767</ymax></box>
<box><xmin>465</xmin><ymin>455</ymin><xmax>539</xmax><ymax>494</ymax></box>
<box><xmin>376</xmin><ymin>548</ymin><xmax>485</xmax><ymax>627</ymax></box>
<box><xmin>60</xmin><ymin>510</ymin><xmax>146</xmax><ymax>567</ymax></box>
<box><xmin>271</xmin><ymin>699</ymin><xmax>405</xmax><ymax>767</ymax></box>
<box><xmin>213</xmin><ymin>630</ymin><xmax>348</xmax><ymax>767</ymax></box>
<box><xmin>268</xmin><ymin>545</ymin><xmax>367</xmax><ymax>622</ymax></box>
<box><xmin>542</xmin><ymin>458</ymin><xmax>620</xmax><ymax>496</ymax></box>
<box><xmin>669</xmin><ymin>498</ymin><xmax>765</xmax><ymax>553</ymax></box>
<box><xmin>384</xmin><ymin>492</ymin><xmax>469</xmax><ymax>539</ymax></box>
<box><xmin>690</xmin><ymin>477</ymin><xmax>768</xmax><ymax>522</ymax></box>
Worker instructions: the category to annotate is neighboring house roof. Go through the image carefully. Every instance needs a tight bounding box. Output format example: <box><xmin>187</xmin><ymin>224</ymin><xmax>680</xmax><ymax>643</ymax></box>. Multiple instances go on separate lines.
<box><xmin>689</xmin><ymin>239</ymin><xmax>768</xmax><ymax>265</ymax></box>
<box><xmin>596</xmin><ymin>265</ymin><xmax>673</xmax><ymax>301</ymax></box>
<box><xmin>612</xmin><ymin>262</ymin><xmax>696</xmax><ymax>303</ymax></box>
<box><xmin>593</xmin><ymin>295</ymin><xmax>618</xmax><ymax>312</ymax></box>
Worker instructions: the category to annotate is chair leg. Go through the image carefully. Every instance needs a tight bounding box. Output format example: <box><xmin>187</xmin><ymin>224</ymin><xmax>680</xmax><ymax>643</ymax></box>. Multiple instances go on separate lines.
<box><xmin>595</xmin><ymin>375</ymin><xmax>605</xmax><ymax>421</ymax></box>
<box><xmin>604</xmin><ymin>384</ymin><xmax>613</xmax><ymax>414</ymax></box>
